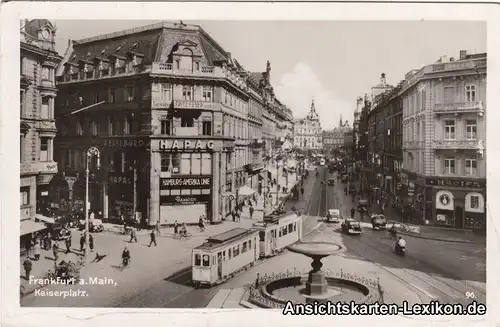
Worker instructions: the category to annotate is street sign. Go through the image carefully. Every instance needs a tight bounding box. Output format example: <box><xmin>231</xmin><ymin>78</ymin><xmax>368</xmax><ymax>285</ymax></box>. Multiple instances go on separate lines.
<box><xmin>228</xmin><ymin>195</ymin><xmax>235</xmax><ymax>201</ymax></box>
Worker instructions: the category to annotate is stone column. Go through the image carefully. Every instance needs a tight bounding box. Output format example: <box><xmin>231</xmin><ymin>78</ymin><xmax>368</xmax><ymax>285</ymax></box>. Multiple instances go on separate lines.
<box><xmin>102</xmin><ymin>181</ymin><xmax>109</xmax><ymax>219</ymax></box>
<box><xmin>149</xmin><ymin>151</ymin><xmax>161</xmax><ymax>226</ymax></box>
<box><xmin>212</xmin><ymin>152</ymin><xmax>220</xmax><ymax>222</ymax></box>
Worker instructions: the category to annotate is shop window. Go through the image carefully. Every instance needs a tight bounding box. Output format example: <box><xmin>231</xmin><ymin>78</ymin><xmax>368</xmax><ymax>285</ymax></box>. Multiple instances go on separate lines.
<box><xmin>201</xmin><ymin>153</ymin><xmax>212</xmax><ymax>175</ymax></box>
<box><xmin>202</xmin><ymin>254</ymin><xmax>210</xmax><ymax>267</ymax></box>
<box><xmin>20</xmin><ymin>187</ymin><xmax>29</xmax><ymax>206</ymax></box>
<box><xmin>194</xmin><ymin>253</ymin><xmax>201</xmax><ymax>266</ymax></box>
<box><xmin>191</xmin><ymin>153</ymin><xmax>201</xmax><ymax>175</ymax></box>
<box><xmin>202</xmin><ymin>121</ymin><xmax>212</xmax><ymax>136</ymax></box>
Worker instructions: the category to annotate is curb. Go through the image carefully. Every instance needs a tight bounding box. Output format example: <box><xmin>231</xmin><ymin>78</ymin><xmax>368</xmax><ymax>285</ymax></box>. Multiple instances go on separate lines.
<box><xmin>397</xmin><ymin>231</ymin><xmax>486</xmax><ymax>244</ymax></box>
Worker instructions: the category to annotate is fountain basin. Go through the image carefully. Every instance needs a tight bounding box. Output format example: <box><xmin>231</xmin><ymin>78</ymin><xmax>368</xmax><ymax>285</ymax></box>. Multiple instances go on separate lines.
<box><xmin>287</xmin><ymin>242</ymin><xmax>345</xmax><ymax>257</ymax></box>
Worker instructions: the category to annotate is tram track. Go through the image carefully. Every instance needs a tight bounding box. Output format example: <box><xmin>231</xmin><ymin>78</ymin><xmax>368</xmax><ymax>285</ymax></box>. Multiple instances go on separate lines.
<box><xmin>325</xmin><ymin>175</ymin><xmax>485</xmax><ymax>306</ymax></box>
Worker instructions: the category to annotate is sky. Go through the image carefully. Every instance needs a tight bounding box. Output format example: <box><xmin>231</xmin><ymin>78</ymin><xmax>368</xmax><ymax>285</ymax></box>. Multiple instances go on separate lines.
<box><xmin>52</xmin><ymin>20</ymin><xmax>486</xmax><ymax>130</ymax></box>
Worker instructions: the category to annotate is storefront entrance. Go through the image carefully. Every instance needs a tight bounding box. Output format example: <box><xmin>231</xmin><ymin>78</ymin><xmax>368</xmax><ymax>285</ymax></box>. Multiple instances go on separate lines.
<box><xmin>160</xmin><ymin>203</ymin><xmax>207</xmax><ymax>225</ymax></box>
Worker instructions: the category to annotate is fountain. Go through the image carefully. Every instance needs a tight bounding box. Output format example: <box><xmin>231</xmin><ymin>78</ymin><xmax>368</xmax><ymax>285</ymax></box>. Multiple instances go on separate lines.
<box><xmin>247</xmin><ymin>241</ymin><xmax>382</xmax><ymax>308</ymax></box>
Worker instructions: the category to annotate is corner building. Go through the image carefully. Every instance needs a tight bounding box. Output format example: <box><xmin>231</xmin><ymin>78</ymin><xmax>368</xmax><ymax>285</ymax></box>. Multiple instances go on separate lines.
<box><xmin>54</xmin><ymin>22</ymin><xmax>288</xmax><ymax>225</ymax></box>
<box><xmin>400</xmin><ymin>51</ymin><xmax>487</xmax><ymax>230</ymax></box>
<box><xmin>20</xmin><ymin>19</ymin><xmax>62</xmax><ymax>251</ymax></box>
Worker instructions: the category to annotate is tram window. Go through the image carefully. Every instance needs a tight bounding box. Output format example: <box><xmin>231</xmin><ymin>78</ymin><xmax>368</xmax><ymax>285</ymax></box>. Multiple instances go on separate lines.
<box><xmin>228</xmin><ymin>249</ymin><xmax>232</xmax><ymax>259</ymax></box>
<box><xmin>202</xmin><ymin>255</ymin><xmax>210</xmax><ymax>267</ymax></box>
<box><xmin>194</xmin><ymin>253</ymin><xmax>201</xmax><ymax>266</ymax></box>
<box><xmin>272</xmin><ymin>230</ymin><xmax>276</xmax><ymax>238</ymax></box>
<box><xmin>288</xmin><ymin>223</ymin><xmax>293</xmax><ymax>233</ymax></box>
<box><xmin>294</xmin><ymin>222</ymin><xmax>297</xmax><ymax>232</ymax></box>
<box><xmin>279</xmin><ymin>229</ymin><xmax>282</xmax><ymax>237</ymax></box>
<box><xmin>283</xmin><ymin>226</ymin><xmax>288</xmax><ymax>236</ymax></box>
<box><xmin>233</xmin><ymin>246</ymin><xmax>240</xmax><ymax>257</ymax></box>
<box><xmin>259</xmin><ymin>231</ymin><xmax>265</xmax><ymax>242</ymax></box>
<box><xmin>242</xmin><ymin>241</ymin><xmax>247</xmax><ymax>253</ymax></box>
<box><xmin>249</xmin><ymin>239</ymin><xmax>252</xmax><ymax>249</ymax></box>
<box><xmin>223</xmin><ymin>251</ymin><xmax>226</xmax><ymax>261</ymax></box>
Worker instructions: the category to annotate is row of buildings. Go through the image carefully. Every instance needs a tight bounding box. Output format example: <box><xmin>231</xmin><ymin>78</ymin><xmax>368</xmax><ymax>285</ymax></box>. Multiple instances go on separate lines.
<box><xmin>20</xmin><ymin>20</ymin><xmax>296</xmax><ymax>245</ymax></box>
<box><xmin>353</xmin><ymin>54</ymin><xmax>487</xmax><ymax>231</ymax></box>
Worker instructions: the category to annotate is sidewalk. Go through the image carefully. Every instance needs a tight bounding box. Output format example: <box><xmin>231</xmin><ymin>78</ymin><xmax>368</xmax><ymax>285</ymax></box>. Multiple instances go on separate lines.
<box><xmin>20</xmin><ymin>217</ymin><xmax>258</xmax><ymax>306</ymax></box>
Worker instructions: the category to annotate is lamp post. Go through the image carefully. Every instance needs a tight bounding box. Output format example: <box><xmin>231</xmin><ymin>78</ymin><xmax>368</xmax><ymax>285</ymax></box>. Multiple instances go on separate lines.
<box><xmin>85</xmin><ymin>146</ymin><xmax>100</xmax><ymax>261</ymax></box>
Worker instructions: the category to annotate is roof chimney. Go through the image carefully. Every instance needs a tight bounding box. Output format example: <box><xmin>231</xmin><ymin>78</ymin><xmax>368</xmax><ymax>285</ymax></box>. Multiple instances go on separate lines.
<box><xmin>459</xmin><ymin>50</ymin><xmax>467</xmax><ymax>60</ymax></box>
<box><xmin>380</xmin><ymin>73</ymin><xmax>387</xmax><ymax>84</ymax></box>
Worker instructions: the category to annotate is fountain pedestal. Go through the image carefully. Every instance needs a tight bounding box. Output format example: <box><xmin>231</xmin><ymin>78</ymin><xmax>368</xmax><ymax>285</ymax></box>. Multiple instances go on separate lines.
<box><xmin>287</xmin><ymin>242</ymin><xmax>345</xmax><ymax>303</ymax></box>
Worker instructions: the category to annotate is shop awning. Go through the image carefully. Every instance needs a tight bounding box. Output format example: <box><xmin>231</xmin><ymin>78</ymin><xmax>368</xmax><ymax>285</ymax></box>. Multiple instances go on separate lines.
<box><xmin>238</xmin><ymin>185</ymin><xmax>255</xmax><ymax>196</ymax></box>
<box><xmin>21</xmin><ymin>220</ymin><xmax>48</xmax><ymax>236</ymax></box>
<box><xmin>35</xmin><ymin>214</ymin><xmax>55</xmax><ymax>224</ymax></box>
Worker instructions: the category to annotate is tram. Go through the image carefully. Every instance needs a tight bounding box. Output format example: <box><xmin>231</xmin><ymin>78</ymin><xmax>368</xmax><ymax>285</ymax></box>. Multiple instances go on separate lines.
<box><xmin>252</xmin><ymin>212</ymin><xmax>302</xmax><ymax>258</ymax></box>
<box><xmin>192</xmin><ymin>228</ymin><xmax>259</xmax><ymax>287</ymax></box>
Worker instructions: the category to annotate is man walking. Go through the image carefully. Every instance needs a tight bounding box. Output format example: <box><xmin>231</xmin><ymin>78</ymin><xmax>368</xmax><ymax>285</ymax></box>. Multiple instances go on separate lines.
<box><xmin>249</xmin><ymin>206</ymin><xmax>254</xmax><ymax>219</ymax></box>
<box><xmin>65</xmin><ymin>236</ymin><xmax>72</xmax><ymax>254</ymax></box>
<box><xmin>300</xmin><ymin>186</ymin><xmax>304</xmax><ymax>196</ymax></box>
<box><xmin>89</xmin><ymin>234</ymin><xmax>94</xmax><ymax>252</ymax></box>
<box><xmin>79</xmin><ymin>233</ymin><xmax>85</xmax><ymax>252</ymax></box>
<box><xmin>23</xmin><ymin>257</ymin><xmax>32</xmax><ymax>280</ymax></box>
<box><xmin>350</xmin><ymin>207</ymin><xmax>356</xmax><ymax>219</ymax></box>
<box><xmin>129</xmin><ymin>227</ymin><xmax>137</xmax><ymax>243</ymax></box>
<box><xmin>53</xmin><ymin>241</ymin><xmax>59</xmax><ymax>261</ymax></box>
<box><xmin>155</xmin><ymin>220</ymin><xmax>161</xmax><ymax>236</ymax></box>
<box><xmin>148</xmin><ymin>230</ymin><xmax>157</xmax><ymax>247</ymax></box>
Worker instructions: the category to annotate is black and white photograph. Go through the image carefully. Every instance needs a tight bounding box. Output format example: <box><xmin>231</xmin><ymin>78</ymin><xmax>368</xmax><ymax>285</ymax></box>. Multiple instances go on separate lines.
<box><xmin>2</xmin><ymin>2</ymin><xmax>499</xmax><ymax>327</ymax></box>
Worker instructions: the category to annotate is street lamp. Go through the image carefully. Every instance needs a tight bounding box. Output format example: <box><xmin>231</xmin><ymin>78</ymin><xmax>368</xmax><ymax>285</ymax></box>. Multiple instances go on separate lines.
<box><xmin>85</xmin><ymin>146</ymin><xmax>100</xmax><ymax>261</ymax></box>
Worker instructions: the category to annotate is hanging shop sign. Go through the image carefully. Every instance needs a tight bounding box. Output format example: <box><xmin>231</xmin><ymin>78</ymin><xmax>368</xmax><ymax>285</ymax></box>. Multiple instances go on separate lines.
<box><xmin>160</xmin><ymin>176</ymin><xmax>211</xmax><ymax>189</ymax></box>
<box><xmin>408</xmin><ymin>181</ymin><xmax>415</xmax><ymax>197</ymax></box>
<box><xmin>435</xmin><ymin>190</ymin><xmax>454</xmax><ymax>211</ymax></box>
<box><xmin>159</xmin><ymin>139</ymin><xmax>215</xmax><ymax>151</ymax></box>
<box><xmin>427</xmin><ymin>178</ymin><xmax>485</xmax><ymax>189</ymax></box>
<box><xmin>160</xmin><ymin>194</ymin><xmax>210</xmax><ymax>206</ymax></box>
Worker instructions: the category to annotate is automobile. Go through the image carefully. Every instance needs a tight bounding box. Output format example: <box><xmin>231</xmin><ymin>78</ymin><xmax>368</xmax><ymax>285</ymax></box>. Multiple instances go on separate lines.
<box><xmin>328</xmin><ymin>178</ymin><xmax>335</xmax><ymax>186</ymax></box>
<box><xmin>371</xmin><ymin>214</ymin><xmax>388</xmax><ymax>231</ymax></box>
<box><xmin>326</xmin><ymin>209</ymin><xmax>341</xmax><ymax>223</ymax></box>
<box><xmin>341</xmin><ymin>219</ymin><xmax>362</xmax><ymax>235</ymax></box>
<box><xmin>357</xmin><ymin>199</ymin><xmax>369</xmax><ymax>213</ymax></box>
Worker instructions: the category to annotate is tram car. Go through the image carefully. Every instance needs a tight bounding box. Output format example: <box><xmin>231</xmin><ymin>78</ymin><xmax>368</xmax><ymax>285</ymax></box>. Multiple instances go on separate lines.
<box><xmin>252</xmin><ymin>212</ymin><xmax>302</xmax><ymax>258</ymax></box>
<box><xmin>192</xmin><ymin>228</ymin><xmax>259</xmax><ymax>287</ymax></box>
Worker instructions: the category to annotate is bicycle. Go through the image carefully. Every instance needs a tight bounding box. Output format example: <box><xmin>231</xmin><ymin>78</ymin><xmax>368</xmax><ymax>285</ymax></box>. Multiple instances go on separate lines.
<box><xmin>173</xmin><ymin>232</ymin><xmax>192</xmax><ymax>239</ymax></box>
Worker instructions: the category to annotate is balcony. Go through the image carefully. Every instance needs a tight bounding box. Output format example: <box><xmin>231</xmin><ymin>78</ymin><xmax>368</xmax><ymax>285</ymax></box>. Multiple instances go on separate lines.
<box><xmin>173</xmin><ymin>127</ymin><xmax>198</xmax><ymax>137</ymax></box>
<box><xmin>434</xmin><ymin>101</ymin><xmax>484</xmax><ymax>116</ymax></box>
<box><xmin>249</xmin><ymin>138</ymin><xmax>265</xmax><ymax>149</ymax></box>
<box><xmin>432</xmin><ymin>139</ymin><xmax>485</xmax><ymax>151</ymax></box>
<box><xmin>151</xmin><ymin>63</ymin><xmax>225</xmax><ymax>78</ymax></box>
<box><xmin>21</xmin><ymin>161</ymin><xmax>58</xmax><ymax>176</ymax></box>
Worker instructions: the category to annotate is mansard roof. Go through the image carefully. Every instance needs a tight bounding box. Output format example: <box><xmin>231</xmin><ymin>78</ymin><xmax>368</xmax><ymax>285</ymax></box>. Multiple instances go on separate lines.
<box><xmin>66</xmin><ymin>21</ymin><xmax>231</xmax><ymax>67</ymax></box>
<box><xmin>24</xmin><ymin>19</ymin><xmax>54</xmax><ymax>39</ymax></box>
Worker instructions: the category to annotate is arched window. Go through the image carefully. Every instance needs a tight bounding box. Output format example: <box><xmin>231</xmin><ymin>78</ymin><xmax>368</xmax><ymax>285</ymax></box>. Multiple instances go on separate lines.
<box><xmin>76</xmin><ymin>120</ymin><xmax>83</xmax><ymax>136</ymax></box>
<box><xmin>179</xmin><ymin>48</ymin><xmax>193</xmax><ymax>71</ymax></box>
<box><xmin>90</xmin><ymin>121</ymin><xmax>98</xmax><ymax>136</ymax></box>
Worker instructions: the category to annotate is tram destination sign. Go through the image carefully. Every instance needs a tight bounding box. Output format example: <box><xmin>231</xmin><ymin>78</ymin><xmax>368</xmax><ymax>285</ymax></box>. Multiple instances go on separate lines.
<box><xmin>160</xmin><ymin>176</ymin><xmax>211</xmax><ymax>189</ymax></box>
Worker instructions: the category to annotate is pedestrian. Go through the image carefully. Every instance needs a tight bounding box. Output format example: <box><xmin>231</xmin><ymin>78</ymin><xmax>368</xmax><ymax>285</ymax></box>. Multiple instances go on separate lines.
<box><xmin>52</xmin><ymin>241</ymin><xmax>59</xmax><ymax>261</ymax></box>
<box><xmin>23</xmin><ymin>257</ymin><xmax>32</xmax><ymax>280</ymax></box>
<box><xmin>249</xmin><ymin>206</ymin><xmax>254</xmax><ymax>219</ymax></box>
<box><xmin>350</xmin><ymin>207</ymin><xmax>356</xmax><ymax>219</ymax></box>
<box><xmin>300</xmin><ymin>187</ymin><xmax>304</xmax><ymax>196</ymax></box>
<box><xmin>65</xmin><ymin>236</ymin><xmax>71</xmax><ymax>254</ymax></box>
<box><xmin>129</xmin><ymin>228</ymin><xmax>137</xmax><ymax>243</ymax></box>
<box><xmin>231</xmin><ymin>210</ymin><xmax>236</xmax><ymax>222</ymax></box>
<box><xmin>79</xmin><ymin>233</ymin><xmax>85</xmax><ymax>252</ymax></box>
<box><xmin>33</xmin><ymin>241</ymin><xmax>41</xmax><ymax>261</ymax></box>
<box><xmin>255</xmin><ymin>273</ymin><xmax>260</xmax><ymax>289</ymax></box>
<box><xmin>198</xmin><ymin>216</ymin><xmax>205</xmax><ymax>232</ymax></box>
<box><xmin>148</xmin><ymin>230</ymin><xmax>157</xmax><ymax>247</ymax></box>
<box><xmin>156</xmin><ymin>220</ymin><xmax>161</xmax><ymax>236</ymax></box>
<box><xmin>174</xmin><ymin>220</ymin><xmax>179</xmax><ymax>234</ymax></box>
<box><xmin>89</xmin><ymin>234</ymin><xmax>94</xmax><ymax>252</ymax></box>
<box><xmin>25</xmin><ymin>237</ymin><xmax>33</xmax><ymax>257</ymax></box>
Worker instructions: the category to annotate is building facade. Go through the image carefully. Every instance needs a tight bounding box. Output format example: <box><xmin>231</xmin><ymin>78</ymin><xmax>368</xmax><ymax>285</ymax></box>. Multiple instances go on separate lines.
<box><xmin>400</xmin><ymin>51</ymin><xmax>486</xmax><ymax>230</ymax></box>
<box><xmin>20</xmin><ymin>19</ymin><xmax>62</xmax><ymax>247</ymax></box>
<box><xmin>293</xmin><ymin>100</ymin><xmax>323</xmax><ymax>151</ymax></box>
<box><xmin>53</xmin><ymin>22</ymin><xmax>292</xmax><ymax>226</ymax></box>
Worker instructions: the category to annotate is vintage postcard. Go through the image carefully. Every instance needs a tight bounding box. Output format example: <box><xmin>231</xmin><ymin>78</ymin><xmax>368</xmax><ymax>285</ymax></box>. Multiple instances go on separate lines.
<box><xmin>1</xmin><ymin>2</ymin><xmax>499</xmax><ymax>327</ymax></box>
